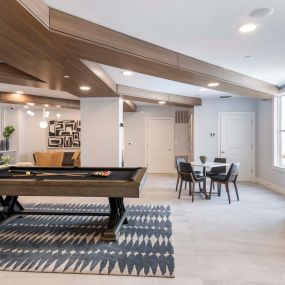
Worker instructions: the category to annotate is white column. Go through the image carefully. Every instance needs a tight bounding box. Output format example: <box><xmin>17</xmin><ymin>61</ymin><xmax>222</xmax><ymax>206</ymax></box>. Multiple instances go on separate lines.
<box><xmin>81</xmin><ymin>97</ymin><xmax>123</xmax><ymax>167</ymax></box>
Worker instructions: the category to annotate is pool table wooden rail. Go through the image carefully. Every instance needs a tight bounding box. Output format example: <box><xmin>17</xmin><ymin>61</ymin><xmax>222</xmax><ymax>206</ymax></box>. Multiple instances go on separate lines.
<box><xmin>0</xmin><ymin>167</ymin><xmax>147</xmax><ymax>198</ymax></box>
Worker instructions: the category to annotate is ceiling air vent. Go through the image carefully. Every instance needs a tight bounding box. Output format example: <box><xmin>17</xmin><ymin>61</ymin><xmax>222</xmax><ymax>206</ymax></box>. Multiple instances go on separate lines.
<box><xmin>175</xmin><ymin>110</ymin><xmax>190</xmax><ymax>124</ymax></box>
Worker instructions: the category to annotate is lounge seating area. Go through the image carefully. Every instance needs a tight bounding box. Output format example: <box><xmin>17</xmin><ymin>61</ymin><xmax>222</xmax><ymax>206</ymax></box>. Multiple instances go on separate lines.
<box><xmin>33</xmin><ymin>151</ymin><xmax>81</xmax><ymax>167</ymax></box>
<box><xmin>0</xmin><ymin>1</ymin><xmax>285</xmax><ymax>284</ymax></box>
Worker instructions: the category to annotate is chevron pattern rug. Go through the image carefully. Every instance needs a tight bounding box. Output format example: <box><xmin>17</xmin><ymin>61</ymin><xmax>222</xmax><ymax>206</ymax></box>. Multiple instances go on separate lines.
<box><xmin>0</xmin><ymin>203</ymin><xmax>174</xmax><ymax>277</ymax></box>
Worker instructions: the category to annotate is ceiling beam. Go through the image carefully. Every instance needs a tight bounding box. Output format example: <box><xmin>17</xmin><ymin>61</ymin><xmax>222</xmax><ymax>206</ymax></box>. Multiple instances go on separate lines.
<box><xmin>118</xmin><ymin>85</ymin><xmax>200</xmax><ymax>108</ymax></box>
<box><xmin>81</xmin><ymin>60</ymin><xmax>117</xmax><ymax>93</ymax></box>
<box><xmin>0</xmin><ymin>1</ymin><xmax>117</xmax><ymax>98</ymax></box>
<box><xmin>0</xmin><ymin>92</ymin><xmax>80</xmax><ymax>109</ymax></box>
<box><xmin>48</xmin><ymin>8</ymin><xmax>280</xmax><ymax>100</ymax></box>
<box><xmin>123</xmin><ymin>100</ymin><xmax>137</xmax><ymax>112</ymax></box>
<box><xmin>0</xmin><ymin>91</ymin><xmax>139</xmax><ymax>113</ymax></box>
<box><xmin>0</xmin><ymin>63</ymin><xmax>47</xmax><ymax>88</ymax></box>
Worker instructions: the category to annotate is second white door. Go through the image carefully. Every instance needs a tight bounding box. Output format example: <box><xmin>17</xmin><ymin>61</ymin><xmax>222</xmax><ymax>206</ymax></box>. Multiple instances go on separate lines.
<box><xmin>146</xmin><ymin>118</ymin><xmax>173</xmax><ymax>173</ymax></box>
<box><xmin>219</xmin><ymin>112</ymin><xmax>254</xmax><ymax>181</ymax></box>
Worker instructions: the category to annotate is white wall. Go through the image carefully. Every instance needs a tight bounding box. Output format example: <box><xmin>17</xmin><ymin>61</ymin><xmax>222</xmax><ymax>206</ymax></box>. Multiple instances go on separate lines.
<box><xmin>81</xmin><ymin>98</ymin><xmax>123</xmax><ymax>167</ymax></box>
<box><xmin>256</xmin><ymin>100</ymin><xmax>285</xmax><ymax>190</ymax></box>
<box><xmin>4</xmin><ymin>106</ymin><xmax>80</xmax><ymax>162</ymax></box>
<box><xmin>124</xmin><ymin>105</ymin><xmax>192</xmax><ymax>168</ymax></box>
<box><xmin>194</xmin><ymin>98</ymin><xmax>256</xmax><ymax>161</ymax></box>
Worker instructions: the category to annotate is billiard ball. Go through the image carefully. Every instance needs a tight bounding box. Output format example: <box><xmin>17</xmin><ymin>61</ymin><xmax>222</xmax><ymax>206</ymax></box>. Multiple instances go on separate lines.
<box><xmin>26</xmin><ymin>171</ymin><xmax>31</xmax><ymax>176</ymax></box>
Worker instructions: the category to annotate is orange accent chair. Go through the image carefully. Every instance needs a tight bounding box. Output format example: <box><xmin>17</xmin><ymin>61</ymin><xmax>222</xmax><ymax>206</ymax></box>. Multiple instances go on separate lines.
<box><xmin>34</xmin><ymin>151</ymin><xmax>64</xmax><ymax>167</ymax></box>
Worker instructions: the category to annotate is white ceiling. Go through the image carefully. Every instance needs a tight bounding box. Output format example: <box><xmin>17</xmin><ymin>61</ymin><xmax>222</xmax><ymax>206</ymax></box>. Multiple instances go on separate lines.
<box><xmin>44</xmin><ymin>0</ymin><xmax>285</xmax><ymax>86</ymax></box>
<box><xmin>0</xmin><ymin>84</ymin><xmax>79</xmax><ymax>100</ymax></box>
<box><xmin>100</xmin><ymin>64</ymin><xmax>236</xmax><ymax>99</ymax></box>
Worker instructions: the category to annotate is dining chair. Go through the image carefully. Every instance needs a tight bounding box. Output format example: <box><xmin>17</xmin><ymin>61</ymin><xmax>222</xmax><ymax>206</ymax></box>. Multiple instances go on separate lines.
<box><xmin>175</xmin><ymin>156</ymin><xmax>187</xmax><ymax>192</ymax></box>
<box><xmin>178</xmin><ymin>162</ymin><xmax>206</xmax><ymax>202</ymax></box>
<box><xmin>209</xmin><ymin>163</ymin><xmax>240</xmax><ymax>204</ymax></box>
<box><xmin>206</xmin><ymin>157</ymin><xmax>226</xmax><ymax>196</ymax></box>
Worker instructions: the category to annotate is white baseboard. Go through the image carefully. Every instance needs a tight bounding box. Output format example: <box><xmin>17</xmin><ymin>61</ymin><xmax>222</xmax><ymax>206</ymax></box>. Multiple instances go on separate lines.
<box><xmin>255</xmin><ymin>177</ymin><xmax>285</xmax><ymax>196</ymax></box>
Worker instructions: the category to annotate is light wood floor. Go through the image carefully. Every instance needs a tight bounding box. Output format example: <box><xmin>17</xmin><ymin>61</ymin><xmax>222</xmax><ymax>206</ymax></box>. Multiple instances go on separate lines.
<box><xmin>0</xmin><ymin>174</ymin><xmax>285</xmax><ymax>285</ymax></box>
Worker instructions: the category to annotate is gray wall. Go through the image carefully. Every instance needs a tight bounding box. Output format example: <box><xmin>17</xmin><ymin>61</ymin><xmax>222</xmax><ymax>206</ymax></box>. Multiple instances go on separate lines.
<box><xmin>194</xmin><ymin>98</ymin><xmax>257</xmax><ymax>161</ymax></box>
<box><xmin>256</xmin><ymin>100</ymin><xmax>285</xmax><ymax>190</ymax></box>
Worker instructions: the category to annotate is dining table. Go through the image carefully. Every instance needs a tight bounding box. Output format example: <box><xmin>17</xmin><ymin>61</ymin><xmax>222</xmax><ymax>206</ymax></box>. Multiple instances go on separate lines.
<box><xmin>190</xmin><ymin>161</ymin><xmax>230</xmax><ymax>199</ymax></box>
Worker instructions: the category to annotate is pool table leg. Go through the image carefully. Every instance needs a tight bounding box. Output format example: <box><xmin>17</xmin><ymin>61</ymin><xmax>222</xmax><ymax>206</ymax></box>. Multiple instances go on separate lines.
<box><xmin>101</xmin><ymin>197</ymin><xmax>128</xmax><ymax>241</ymax></box>
<box><xmin>0</xmin><ymin>195</ymin><xmax>24</xmax><ymax>223</ymax></box>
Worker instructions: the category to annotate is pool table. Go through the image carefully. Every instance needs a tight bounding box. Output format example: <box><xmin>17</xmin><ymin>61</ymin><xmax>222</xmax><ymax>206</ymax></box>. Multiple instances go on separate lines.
<box><xmin>0</xmin><ymin>166</ymin><xmax>147</xmax><ymax>241</ymax></box>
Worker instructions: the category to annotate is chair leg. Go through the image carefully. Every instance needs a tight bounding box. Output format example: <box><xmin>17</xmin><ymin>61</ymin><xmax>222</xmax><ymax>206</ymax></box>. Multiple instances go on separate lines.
<box><xmin>188</xmin><ymin>181</ymin><xmax>192</xmax><ymax>195</ymax></box>
<box><xmin>225</xmin><ymin>182</ymin><xmax>231</xmax><ymax>204</ymax></box>
<box><xmin>184</xmin><ymin>180</ymin><xmax>187</xmax><ymax>190</ymax></box>
<box><xmin>175</xmin><ymin>175</ymin><xmax>180</xmax><ymax>192</ymax></box>
<box><xmin>233</xmin><ymin>181</ymin><xmax>240</xmax><ymax>201</ymax></box>
<box><xmin>192</xmin><ymin>183</ymin><xmax>195</xmax><ymax>202</ymax></box>
<box><xmin>178</xmin><ymin>178</ymin><xmax>183</xmax><ymax>199</ymax></box>
<box><xmin>213</xmin><ymin>182</ymin><xmax>215</xmax><ymax>190</ymax></box>
<box><xmin>199</xmin><ymin>182</ymin><xmax>202</xmax><ymax>191</ymax></box>
<box><xmin>203</xmin><ymin>179</ymin><xmax>207</xmax><ymax>199</ymax></box>
<box><xmin>218</xmin><ymin>183</ymin><xmax>221</xmax><ymax>196</ymax></box>
<box><xmin>209</xmin><ymin>181</ymin><xmax>213</xmax><ymax>199</ymax></box>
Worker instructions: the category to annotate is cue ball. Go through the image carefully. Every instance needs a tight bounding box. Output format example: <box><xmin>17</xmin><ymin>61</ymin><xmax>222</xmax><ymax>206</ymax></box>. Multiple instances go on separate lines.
<box><xmin>26</xmin><ymin>171</ymin><xmax>31</xmax><ymax>176</ymax></box>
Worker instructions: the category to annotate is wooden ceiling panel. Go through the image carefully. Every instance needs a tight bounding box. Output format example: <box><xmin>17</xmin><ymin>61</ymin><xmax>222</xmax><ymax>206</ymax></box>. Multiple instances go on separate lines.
<box><xmin>49</xmin><ymin>9</ymin><xmax>178</xmax><ymax>66</ymax></box>
<box><xmin>48</xmin><ymin>7</ymin><xmax>279</xmax><ymax>99</ymax></box>
<box><xmin>0</xmin><ymin>1</ymin><xmax>117</xmax><ymax>98</ymax></box>
<box><xmin>58</xmin><ymin>36</ymin><xmax>272</xmax><ymax>100</ymax></box>
<box><xmin>0</xmin><ymin>63</ymin><xmax>47</xmax><ymax>88</ymax></box>
<box><xmin>123</xmin><ymin>100</ymin><xmax>137</xmax><ymax>112</ymax></box>
<box><xmin>0</xmin><ymin>92</ymin><xmax>79</xmax><ymax>109</ymax></box>
<box><xmin>0</xmin><ymin>0</ymin><xmax>280</xmax><ymax>106</ymax></box>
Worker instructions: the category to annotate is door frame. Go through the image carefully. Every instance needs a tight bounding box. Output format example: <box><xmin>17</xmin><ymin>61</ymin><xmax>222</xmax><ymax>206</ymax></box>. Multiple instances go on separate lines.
<box><xmin>218</xmin><ymin>112</ymin><xmax>255</xmax><ymax>182</ymax></box>
<box><xmin>145</xmin><ymin>117</ymin><xmax>174</xmax><ymax>174</ymax></box>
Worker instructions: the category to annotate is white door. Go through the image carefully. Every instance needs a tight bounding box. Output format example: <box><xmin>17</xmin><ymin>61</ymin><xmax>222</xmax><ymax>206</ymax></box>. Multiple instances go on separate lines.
<box><xmin>146</xmin><ymin>118</ymin><xmax>173</xmax><ymax>173</ymax></box>
<box><xmin>219</xmin><ymin>113</ymin><xmax>254</xmax><ymax>181</ymax></box>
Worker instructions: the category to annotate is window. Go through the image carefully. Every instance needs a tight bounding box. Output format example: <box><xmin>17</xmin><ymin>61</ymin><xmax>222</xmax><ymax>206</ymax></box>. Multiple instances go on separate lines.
<box><xmin>274</xmin><ymin>96</ymin><xmax>285</xmax><ymax>169</ymax></box>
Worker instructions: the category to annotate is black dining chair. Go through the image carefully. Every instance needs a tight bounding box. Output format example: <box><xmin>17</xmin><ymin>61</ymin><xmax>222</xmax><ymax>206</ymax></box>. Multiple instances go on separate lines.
<box><xmin>206</xmin><ymin>157</ymin><xmax>226</xmax><ymax>196</ymax></box>
<box><xmin>178</xmin><ymin>162</ymin><xmax>206</xmax><ymax>202</ymax></box>
<box><xmin>209</xmin><ymin>163</ymin><xmax>240</xmax><ymax>204</ymax></box>
<box><xmin>175</xmin><ymin>156</ymin><xmax>187</xmax><ymax>192</ymax></box>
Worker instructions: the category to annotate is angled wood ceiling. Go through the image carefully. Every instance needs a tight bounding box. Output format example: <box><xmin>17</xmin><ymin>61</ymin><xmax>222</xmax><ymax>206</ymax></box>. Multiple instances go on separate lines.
<box><xmin>0</xmin><ymin>0</ymin><xmax>280</xmax><ymax>111</ymax></box>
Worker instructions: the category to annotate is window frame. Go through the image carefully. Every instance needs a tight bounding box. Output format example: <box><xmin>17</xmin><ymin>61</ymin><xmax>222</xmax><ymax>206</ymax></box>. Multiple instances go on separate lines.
<box><xmin>273</xmin><ymin>96</ymin><xmax>285</xmax><ymax>171</ymax></box>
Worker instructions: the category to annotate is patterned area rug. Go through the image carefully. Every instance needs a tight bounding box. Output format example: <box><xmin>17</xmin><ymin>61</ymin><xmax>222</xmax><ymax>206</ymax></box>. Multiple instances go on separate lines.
<box><xmin>0</xmin><ymin>203</ymin><xmax>174</xmax><ymax>277</ymax></box>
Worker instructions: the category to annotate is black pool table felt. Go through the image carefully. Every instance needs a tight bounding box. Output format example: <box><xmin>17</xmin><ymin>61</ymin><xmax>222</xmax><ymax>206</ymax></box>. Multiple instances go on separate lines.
<box><xmin>0</xmin><ymin>167</ymin><xmax>140</xmax><ymax>181</ymax></box>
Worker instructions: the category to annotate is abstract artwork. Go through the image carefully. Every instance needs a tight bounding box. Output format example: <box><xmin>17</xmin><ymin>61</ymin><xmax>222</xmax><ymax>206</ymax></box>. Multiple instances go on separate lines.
<box><xmin>48</xmin><ymin>120</ymin><xmax>81</xmax><ymax>148</ymax></box>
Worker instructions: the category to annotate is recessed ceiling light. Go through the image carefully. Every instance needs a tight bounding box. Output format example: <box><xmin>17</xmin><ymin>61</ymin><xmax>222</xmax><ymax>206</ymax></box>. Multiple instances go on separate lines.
<box><xmin>44</xmin><ymin>104</ymin><xmax>49</xmax><ymax>108</ymax></box>
<box><xmin>16</xmin><ymin>90</ymin><xmax>23</xmax><ymax>94</ymax></box>
<box><xmin>200</xmin><ymin>88</ymin><xmax>207</xmax><ymax>91</ymax></box>
<box><xmin>80</xmin><ymin>86</ymin><xmax>91</xmax><ymax>91</ymax></box>
<box><xmin>56</xmin><ymin>113</ymin><xmax>61</xmax><ymax>118</ymax></box>
<box><xmin>27</xmin><ymin>110</ymin><xmax>34</xmax><ymax>116</ymax></box>
<box><xmin>122</xmin><ymin>71</ymin><xmax>133</xmax><ymax>76</ymax></box>
<box><xmin>158</xmin><ymin>101</ymin><xmax>166</xmax><ymax>105</ymax></box>
<box><xmin>250</xmin><ymin>7</ymin><xmax>274</xmax><ymax>18</ymax></box>
<box><xmin>238</xmin><ymin>23</ymin><xmax>257</xmax><ymax>33</ymax></box>
<box><xmin>56</xmin><ymin>105</ymin><xmax>61</xmax><ymax>108</ymax></box>
<box><xmin>63</xmin><ymin>75</ymin><xmax>70</xmax><ymax>79</ymax></box>
<box><xmin>27</xmin><ymin>102</ymin><xmax>35</xmax><ymax>106</ymax></box>
<box><xmin>207</xmin><ymin>82</ymin><xmax>220</xmax><ymax>87</ymax></box>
